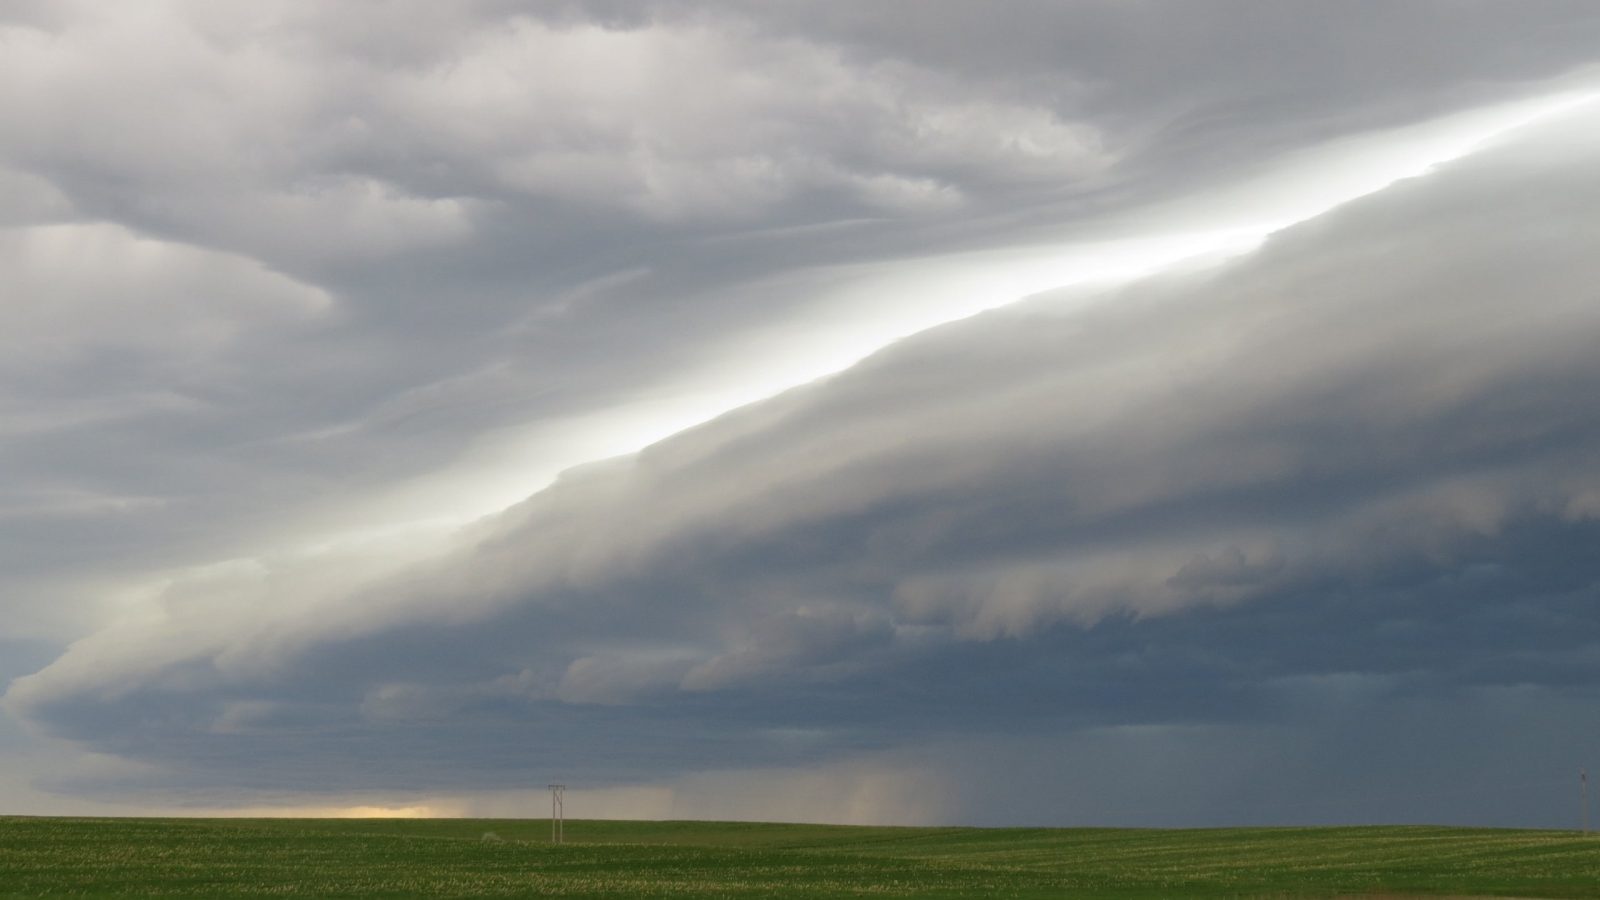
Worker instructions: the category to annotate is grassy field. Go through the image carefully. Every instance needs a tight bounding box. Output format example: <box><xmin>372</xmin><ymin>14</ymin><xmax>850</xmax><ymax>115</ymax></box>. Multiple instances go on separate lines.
<box><xmin>2</xmin><ymin>817</ymin><xmax>1598</xmax><ymax>898</ymax></box>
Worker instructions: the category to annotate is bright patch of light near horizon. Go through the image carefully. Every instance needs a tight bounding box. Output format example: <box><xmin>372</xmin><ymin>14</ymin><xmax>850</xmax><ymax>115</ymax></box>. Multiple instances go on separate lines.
<box><xmin>275</xmin><ymin>83</ymin><xmax>1600</xmax><ymax>557</ymax></box>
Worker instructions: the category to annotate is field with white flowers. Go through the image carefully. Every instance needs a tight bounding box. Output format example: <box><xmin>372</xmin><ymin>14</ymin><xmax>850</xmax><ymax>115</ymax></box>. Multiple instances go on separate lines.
<box><xmin>3</xmin><ymin>817</ymin><xmax>1598</xmax><ymax>897</ymax></box>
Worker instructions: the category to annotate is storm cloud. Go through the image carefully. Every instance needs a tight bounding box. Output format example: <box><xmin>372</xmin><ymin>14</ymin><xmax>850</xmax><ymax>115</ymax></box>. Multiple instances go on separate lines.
<box><xmin>3</xmin><ymin>1</ymin><xmax>1600</xmax><ymax>825</ymax></box>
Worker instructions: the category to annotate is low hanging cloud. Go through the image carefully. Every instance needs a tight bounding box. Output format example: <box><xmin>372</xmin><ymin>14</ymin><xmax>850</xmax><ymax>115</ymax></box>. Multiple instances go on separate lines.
<box><xmin>9</xmin><ymin>97</ymin><xmax>1600</xmax><ymax>824</ymax></box>
<box><xmin>5</xmin><ymin>1</ymin><xmax>1600</xmax><ymax>825</ymax></box>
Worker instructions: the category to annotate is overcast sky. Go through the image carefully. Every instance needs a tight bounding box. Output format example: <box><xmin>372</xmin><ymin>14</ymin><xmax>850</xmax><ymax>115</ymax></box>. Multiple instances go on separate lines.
<box><xmin>4</xmin><ymin>0</ymin><xmax>1600</xmax><ymax>826</ymax></box>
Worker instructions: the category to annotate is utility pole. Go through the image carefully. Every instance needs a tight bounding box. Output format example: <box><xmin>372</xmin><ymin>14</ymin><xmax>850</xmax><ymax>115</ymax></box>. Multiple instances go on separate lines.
<box><xmin>548</xmin><ymin>784</ymin><xmax>566</xmax><ymax>844</ymax></box>
<box><xmin>1583</xmin><ymin>770</ymin><xmax>1590</xmax><ymax>836</ymax></box>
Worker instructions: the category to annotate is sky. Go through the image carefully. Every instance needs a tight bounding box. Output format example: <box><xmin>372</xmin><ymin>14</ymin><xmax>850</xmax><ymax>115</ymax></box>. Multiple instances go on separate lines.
<box><xmin>3</xmin><ymin>0</ymin><xmax>1600</xmax><ymax>827</ymax></box>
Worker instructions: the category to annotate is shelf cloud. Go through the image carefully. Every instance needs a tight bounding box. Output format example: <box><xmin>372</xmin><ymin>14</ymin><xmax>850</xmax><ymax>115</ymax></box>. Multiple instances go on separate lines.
<box><xmin>3</xmin><ymin>1</ymin><xmax>1599</xmax><ymax>825</ymax></box>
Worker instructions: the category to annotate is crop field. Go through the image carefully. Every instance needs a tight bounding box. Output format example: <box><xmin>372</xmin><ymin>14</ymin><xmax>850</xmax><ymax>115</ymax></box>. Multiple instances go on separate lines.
<box><xmin>2</xmin><ymin>817</ymin><xmax>1599</xmax><ymax>898</ymax></box>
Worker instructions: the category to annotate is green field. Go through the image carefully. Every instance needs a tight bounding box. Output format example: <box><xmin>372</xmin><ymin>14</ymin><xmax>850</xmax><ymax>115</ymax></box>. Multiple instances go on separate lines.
<box><xmin>3</xmin><ymin>817</ymin><xmax>1598</xmax><ymax>898</ymax></box>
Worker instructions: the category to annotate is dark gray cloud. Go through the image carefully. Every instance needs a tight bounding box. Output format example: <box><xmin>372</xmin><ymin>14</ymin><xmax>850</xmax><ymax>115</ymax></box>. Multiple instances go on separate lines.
<box><xmin>8</xmin><ymin>86</ymin><xmax>1599</xmax><ymax>826</ymax></box>
<box><xmin>3</xmin><ymin>1</ymin><xmax>1594</xmax><ymax>615</ymax></box>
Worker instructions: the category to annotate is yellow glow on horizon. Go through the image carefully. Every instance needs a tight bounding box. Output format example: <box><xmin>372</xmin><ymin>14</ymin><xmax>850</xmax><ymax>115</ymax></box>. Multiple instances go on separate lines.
<box><xmin>209</xmin><ymin>803</ymin><xmax>458</xmax><ymax>819</ymax></box>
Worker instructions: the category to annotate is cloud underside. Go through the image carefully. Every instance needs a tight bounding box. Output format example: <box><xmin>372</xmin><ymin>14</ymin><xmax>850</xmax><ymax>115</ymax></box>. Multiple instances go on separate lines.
<box><xmin>9</xmin><ymin>101</ymin><xmax>1600</xmax><ymax>823</ymax></box>
<box><xmin>5</xmin><ymin>3</ymin><xmax>1599</xmax><ymax>641</ymax></box>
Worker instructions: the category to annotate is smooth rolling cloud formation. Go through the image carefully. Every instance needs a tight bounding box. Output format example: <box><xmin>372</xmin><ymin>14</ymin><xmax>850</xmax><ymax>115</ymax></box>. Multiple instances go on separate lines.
<box><xmin>2</xmin><ymin>1</ymin><xmax>1600</xmax><ymax>825</ymax></box>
